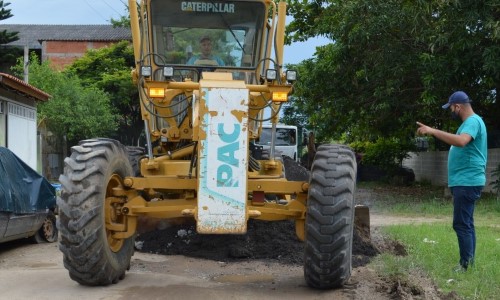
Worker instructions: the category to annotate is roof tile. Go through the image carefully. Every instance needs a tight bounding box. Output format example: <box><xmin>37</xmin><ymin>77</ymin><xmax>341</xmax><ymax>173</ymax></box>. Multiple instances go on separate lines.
<box><xmin>0</xmin><ymin>24</ymin><xmax>131</xmax><ymax>49</ymax></box>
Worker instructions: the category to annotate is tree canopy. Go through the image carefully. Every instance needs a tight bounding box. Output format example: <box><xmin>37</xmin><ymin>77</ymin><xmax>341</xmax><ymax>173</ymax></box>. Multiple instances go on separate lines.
<box><xmin>68</xmin><ymin>41</ymin><xmax>143</xmax><ymax>146</ymax></box>
<box><xmin>285</xmin><ymin>0</ymin><xmax>500</xmax><ymax>148</ymax></box>
<box><xmin>0</xmin><ymin>1</ymin><xmax>21</xmax><ymax>72</ymax></box>
<box><xmin>0</xmin><ymin>1</ymin><xmax>17</xmax><ymax>44</ymax></box>
<box><xmin>12</xmin><ymin>55</ymin><xmax>118</xmax><ymax>147</ymax></box>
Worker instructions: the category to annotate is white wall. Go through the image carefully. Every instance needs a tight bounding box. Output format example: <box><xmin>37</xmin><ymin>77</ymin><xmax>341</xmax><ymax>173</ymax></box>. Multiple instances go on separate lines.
<box><xmin>6</xmin><ymin>102</ymin><xmax>37</xmax><ymax>170</ymax></box>
<box><xmin>403</xmin><ymin>149</ymin><xmax>500</xmax><ymax>193</ymax></box>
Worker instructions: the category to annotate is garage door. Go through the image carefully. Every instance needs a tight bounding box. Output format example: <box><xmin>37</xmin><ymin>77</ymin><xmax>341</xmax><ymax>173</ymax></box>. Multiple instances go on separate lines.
<box><xmin>7</xmin><ymin>102</ymin><xmax>37</xmax><ymax>170</ymax></box>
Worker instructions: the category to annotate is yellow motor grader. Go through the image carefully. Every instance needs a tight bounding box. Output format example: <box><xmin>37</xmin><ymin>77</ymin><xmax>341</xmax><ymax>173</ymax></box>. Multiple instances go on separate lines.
<box><xmin>57</xmin><ymin>0</ymin><xmax>366</xmax><ymax>289</ymax></box>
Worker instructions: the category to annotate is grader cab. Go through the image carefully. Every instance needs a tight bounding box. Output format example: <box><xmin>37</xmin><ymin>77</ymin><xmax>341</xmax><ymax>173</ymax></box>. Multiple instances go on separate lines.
<box><xmin>57</xmin><ymin>0</ymin><xmax>361</xmax><ymax>289</ymax></box>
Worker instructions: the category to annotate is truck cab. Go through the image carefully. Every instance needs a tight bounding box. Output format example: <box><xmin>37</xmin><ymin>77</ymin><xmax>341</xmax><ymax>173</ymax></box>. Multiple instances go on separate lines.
<box><xmin>256</xmin><ymin>124</ymin><xmax>298</xmax><ymax>161</ymax></box>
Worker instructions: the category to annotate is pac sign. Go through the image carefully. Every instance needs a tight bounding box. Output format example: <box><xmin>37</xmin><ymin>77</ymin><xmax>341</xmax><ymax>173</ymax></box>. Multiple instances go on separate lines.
<box><xmin>197</xmin><ymin>86</ymin><xmax>249</xmax><ymax>233</ymax></box>
<box><xmin>217</xmin><ymin>123</ymin><xmax>240</xmax><ymax>187</ymax></box>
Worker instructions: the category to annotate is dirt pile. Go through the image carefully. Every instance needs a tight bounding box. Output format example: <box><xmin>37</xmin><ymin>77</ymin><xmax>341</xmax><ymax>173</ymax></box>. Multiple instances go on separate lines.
<box><xmin>136</xmin><ymin>155</ymin><xmax>379</xmax><ymax>266</ymax></box>
<box><xmin>136</xmin><ymin>218</ymin><xmax>378</xmax><ymax>267</ymax></box>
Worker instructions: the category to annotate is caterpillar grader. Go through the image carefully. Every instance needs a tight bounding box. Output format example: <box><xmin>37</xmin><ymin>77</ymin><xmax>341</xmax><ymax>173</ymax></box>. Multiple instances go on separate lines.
<box><xmin>57</xmin><ymin>0</ymin><xmax>365</xmax><ymax>289</ymax></box>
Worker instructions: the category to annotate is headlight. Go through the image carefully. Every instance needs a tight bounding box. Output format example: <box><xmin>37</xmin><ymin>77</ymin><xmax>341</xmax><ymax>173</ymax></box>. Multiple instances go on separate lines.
<box><xmin>163</xmin><ymin>66</ymin><xmax>174</xmax><ymax>78</ymax></box>
<box><xmin>265</xmin><ymin>69</ymin><xmax>277</xmax><ymax>81</ymax></box>
<box><xmin>286</xmin><ymin>70</ymin><xmax>297</xmax><ymax>82</ymax></box>
<box><xmin>141</xmin><ymin>66</ymin><xmax>152</xmax><ymax>77</ymax></box>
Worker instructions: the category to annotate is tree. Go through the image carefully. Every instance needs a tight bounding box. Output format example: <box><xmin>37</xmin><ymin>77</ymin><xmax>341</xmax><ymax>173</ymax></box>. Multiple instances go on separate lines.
<box><xmin>0</xmin><ymin>1</ymin><xmax>21</xmax><ymax>72</ymax></box>
<box><xmin>285</xmin><ymin>0</ymin><xmax>500</xmax><ymax>148</ymax></box>
<box><xmin>111</xmin><ymin>15</ymin><xmax>130</xmax><ymax>28</ymax></box>
<box><xmin>417</xmin><ymin>1</ymin><xmax>500</xmax><ymax>138</ymax></box>
<box><xmin>0</xmin><ymin>1</ymin><xmax>17</xmax><ymax>44</ymax></box>
<box><xmin>67</xmin><ymin>41</ymin><xmax>143</xmax><ymax>146</ymax></box>
<box><xmin>12</xmin><ymin>55</ymin><xmax>119</xmax><ymax>148</ymax></box>
<box><xmin>110</xmin><ymin>2</ymin><xmax>131</xmax><ymax>28</ymax></box>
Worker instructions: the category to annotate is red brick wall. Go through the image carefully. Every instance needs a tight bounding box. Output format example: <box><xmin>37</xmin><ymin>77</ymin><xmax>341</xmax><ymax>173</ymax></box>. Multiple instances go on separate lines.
<box><xmin>42</xmin><ymin>40</ymin><xmax>120</xmax><ymax>69</ymax></box>
<box><xmin>45</xmin><ymin>41</ymin><xmax>89</xmax><ymax>53</ymax></box>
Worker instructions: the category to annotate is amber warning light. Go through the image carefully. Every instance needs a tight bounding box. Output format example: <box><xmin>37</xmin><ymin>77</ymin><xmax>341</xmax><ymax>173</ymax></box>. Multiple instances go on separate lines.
<box><xmin>149</xmin><ymin>88</ymin><xmax>165</xmax><ymax>98</ymax></box>
<box><xmin>272</xmin><ymin>91</ymin><xmax>288</xmax><ymax>102</ymax></box>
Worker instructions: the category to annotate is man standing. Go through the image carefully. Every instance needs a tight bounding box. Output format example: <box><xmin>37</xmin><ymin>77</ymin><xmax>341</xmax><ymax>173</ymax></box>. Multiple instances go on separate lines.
<box><xmin>416</xmin><ymin>91</ymin><xmax>487</xmax><ymax>272</ymax></box>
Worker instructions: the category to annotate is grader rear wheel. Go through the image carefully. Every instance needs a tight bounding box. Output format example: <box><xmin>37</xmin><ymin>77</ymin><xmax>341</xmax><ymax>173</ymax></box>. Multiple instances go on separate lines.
<box><xmin>57</xmin><ymin>138</ymin><xmax>135</xmax><ymax>286</ymax></box>
<box><xmin>125</xmin><ymin>146</ymin><xmax>145</xmax><ymax>176</ymax></box>
<box><xmin>303</xmin><ymin>144</ymin><xmax>356</xmax><ymax>289</ymax></box>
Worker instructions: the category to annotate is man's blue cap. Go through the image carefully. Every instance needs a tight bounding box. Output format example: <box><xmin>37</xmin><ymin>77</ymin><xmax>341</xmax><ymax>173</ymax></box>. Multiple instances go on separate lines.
<box><xmin>442</xmin><ymin>91</ymin><xmax>471</xmax><ymax>109</ymax></box>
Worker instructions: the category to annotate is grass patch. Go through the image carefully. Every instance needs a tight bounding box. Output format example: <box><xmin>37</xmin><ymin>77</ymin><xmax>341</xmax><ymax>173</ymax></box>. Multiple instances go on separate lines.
<box><xmin>377</xmin><ymin>224</ymin><xmax>500</xmax><ymax>299</ymax></box>
<box><xmin>362</xmin><ymin>182</ymin><xmax>500</xmax><ymax>299</ymax></box>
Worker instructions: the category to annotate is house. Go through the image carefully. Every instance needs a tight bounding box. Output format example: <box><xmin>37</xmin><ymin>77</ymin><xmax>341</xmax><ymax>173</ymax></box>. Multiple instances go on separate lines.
<box><xmin>0</xmin><ymin>25</ymin><xmax>131</xmax><ymax>179</ymax></box>
<box><xmin>0</xmin><ymin>72</ymin><xmax>50</xmax><ymax>171</ymax></box>
<box><xmin>0</xmin><ymin>24</ymin><xmax>131</xmax><ymax>69</ymax></box>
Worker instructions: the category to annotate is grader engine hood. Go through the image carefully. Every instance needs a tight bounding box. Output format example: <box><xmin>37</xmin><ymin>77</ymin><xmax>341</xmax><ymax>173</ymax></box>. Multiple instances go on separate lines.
<box><xmin>196</xmin><ymin>73</ymin><xmax>249</xmax><ymax>233</ymax></box>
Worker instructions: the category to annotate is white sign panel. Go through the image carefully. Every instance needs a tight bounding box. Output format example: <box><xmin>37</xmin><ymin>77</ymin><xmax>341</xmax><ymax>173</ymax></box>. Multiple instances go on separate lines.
<box><xmin>198</xmin><ymin>87</ymin><xmax>248</xmax><ymax>233</ymax></box>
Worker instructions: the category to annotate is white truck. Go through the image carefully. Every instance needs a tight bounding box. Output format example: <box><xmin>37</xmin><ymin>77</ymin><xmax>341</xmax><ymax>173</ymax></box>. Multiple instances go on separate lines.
<box><xmin>256</xmin><ymin>124</ymin><xmax>299</xmax><ymax>161</ymax></box>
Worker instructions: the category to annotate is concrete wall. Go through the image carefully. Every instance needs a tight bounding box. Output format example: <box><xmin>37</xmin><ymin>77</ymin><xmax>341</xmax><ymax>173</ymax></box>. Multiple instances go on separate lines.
<box><xmin>403</xmin><ymin>149</ymin><xmax>500</xmax><ymax>193</ymax></box>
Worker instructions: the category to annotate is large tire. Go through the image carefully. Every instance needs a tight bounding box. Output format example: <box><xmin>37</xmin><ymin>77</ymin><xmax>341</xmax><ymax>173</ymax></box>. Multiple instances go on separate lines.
<box><xmin>303</xmin><ymin>144</ymin><xmax>357</xmax><ymax>289</ymax></box>
<box><xmin>125</xmin><ymin>146</ymin><xmax>145</xmax><ymax>176</ymax></box>
<box><xmin>57</xmin><ymin>138</ymin><xmax>135</xmax><ymax>286</ymax></box>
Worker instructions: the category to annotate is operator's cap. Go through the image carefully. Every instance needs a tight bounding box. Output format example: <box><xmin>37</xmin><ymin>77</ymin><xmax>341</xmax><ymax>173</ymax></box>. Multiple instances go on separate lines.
<box><xmin>199</xmin><ymin>35</ymin><xmax>211</xmax><ymax>43</ymax></box>
<box><xmin>442</xmin><ymin>91</ymin><xmax>471</xmax><ymax>109</ymax></box>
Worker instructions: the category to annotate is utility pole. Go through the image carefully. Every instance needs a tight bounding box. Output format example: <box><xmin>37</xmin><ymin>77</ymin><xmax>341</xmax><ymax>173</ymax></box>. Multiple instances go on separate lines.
<box><xmin>23</xmin><ymin>45</ymin><xmax>29</xmax><ymax>83</ymax></box>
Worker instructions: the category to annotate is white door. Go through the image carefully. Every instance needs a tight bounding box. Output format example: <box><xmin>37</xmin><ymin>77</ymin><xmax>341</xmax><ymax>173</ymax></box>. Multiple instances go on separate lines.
<box><xmin>7</xmin><ymin>102</ymin><xmax>37</xmax><ymax>170</ymax></box>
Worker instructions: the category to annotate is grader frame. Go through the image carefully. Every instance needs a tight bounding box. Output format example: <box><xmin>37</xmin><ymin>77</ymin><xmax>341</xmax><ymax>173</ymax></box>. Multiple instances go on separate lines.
<box><xmin>57</xmin><ymin>0</ymin><xmax>360</xmax><ymax>289</ymax></box>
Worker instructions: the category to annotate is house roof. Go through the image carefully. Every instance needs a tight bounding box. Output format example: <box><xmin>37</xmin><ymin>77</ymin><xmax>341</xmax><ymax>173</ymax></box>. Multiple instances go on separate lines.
<box><xmin>0</xmin><ymin>24</ymin><xmax>132</xmax><ymax>49</ymax></box>
<box><xmin>0</xmin><ymin>73</ymin><xmax>51</xmax><ymax>102</ymax></box>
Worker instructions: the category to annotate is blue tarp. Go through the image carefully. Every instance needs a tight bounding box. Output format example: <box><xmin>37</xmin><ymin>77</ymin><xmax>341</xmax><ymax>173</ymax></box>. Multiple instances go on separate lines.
<box><xmin>0</xmin><ymin>147</ymin><xmax>56</xmax><ymax>213</ymax></box>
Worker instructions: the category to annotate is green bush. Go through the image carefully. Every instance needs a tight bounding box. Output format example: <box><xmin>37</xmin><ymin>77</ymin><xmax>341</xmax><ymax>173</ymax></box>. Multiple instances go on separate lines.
<box><xmin>349</xmin><ymin>140</ymin><xmax>371</xmax><ymax>154</ymax></box>
<box><xmin>352</xmin><ymin>138</ymin><xmax>413</xmax><ymax>173</ymax></box>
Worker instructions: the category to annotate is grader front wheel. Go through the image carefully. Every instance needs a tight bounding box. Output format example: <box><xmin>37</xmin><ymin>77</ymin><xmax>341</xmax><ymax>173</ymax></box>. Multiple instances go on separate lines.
<box><xmin>57</xmin><ymin>138</ymin><xmax>135</xmax><ymax>286</ymax></box>
<box><xmin>304</xmin><ymin>144</ymin><xmax>356</xmax><ymax>289</ymax></box>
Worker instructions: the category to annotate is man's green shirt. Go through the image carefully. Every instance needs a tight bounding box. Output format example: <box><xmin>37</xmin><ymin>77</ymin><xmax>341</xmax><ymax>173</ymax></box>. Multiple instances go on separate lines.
<box><xmin>448</xmin><ymin>114</ymin><xmax>487</xmax><ymax>187</ymax></box>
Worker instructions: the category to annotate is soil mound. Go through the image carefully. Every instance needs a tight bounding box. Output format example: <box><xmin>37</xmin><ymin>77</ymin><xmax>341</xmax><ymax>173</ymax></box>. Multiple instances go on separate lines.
<box><xmin>136</xmin><ymin>155</ymin><xmax>378</xmax><ymax>266</ymax></box>
<box><xmin>136</xmin><ymin>218</ymin><xmax>378</xmax><ymax>267</ymax></box>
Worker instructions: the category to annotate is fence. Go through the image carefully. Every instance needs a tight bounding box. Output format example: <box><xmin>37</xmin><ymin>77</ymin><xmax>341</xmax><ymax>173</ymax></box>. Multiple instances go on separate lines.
<box><xmin>403</xmin><ymin>148</ymin><xmax>500</xmax><ymax>193</ymax></box>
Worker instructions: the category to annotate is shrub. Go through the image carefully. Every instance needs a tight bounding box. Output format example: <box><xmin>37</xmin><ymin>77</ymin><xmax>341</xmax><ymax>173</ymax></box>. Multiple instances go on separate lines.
<box><xmin>357</xmin><ymin>138</ymin><xmax>413</xmax><ymax>173</ymax></box>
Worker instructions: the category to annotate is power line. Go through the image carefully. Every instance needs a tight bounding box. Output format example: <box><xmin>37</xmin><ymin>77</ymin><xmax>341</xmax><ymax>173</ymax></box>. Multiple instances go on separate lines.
<box><xmin>102</xmin><ymin>0</ymin><xmax>124</xmax><ymax>16</ymax></box>
<box><xmin>82</xmin><ymin>0</ymin><xmax>108</xmax><ymax>22</ymax></box>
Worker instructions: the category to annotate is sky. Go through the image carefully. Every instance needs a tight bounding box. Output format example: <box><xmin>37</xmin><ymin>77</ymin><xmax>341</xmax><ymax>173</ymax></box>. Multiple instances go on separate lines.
<box><xmin>3</xmin><ymin>0</ymin><xmax>329</xmax><ymax>65</ymax></box>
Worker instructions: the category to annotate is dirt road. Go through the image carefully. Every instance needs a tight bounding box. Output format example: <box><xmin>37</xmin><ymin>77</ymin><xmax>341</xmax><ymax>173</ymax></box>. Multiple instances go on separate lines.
<box><xmin>0</xmin><ymin>212</ymin><xmax>447</xmax><ymax>300</ymax></box>
<box><xmin>0</xmin><ymin>241</ymin><xmax>371</xmax><ymax>300</ymax></box>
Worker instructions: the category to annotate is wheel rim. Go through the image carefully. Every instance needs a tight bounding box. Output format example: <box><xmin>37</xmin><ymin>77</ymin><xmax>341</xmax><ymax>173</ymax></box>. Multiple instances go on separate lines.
<box><xmin>105</xmin><ymin>174</ymin><xmax>127</xmax><ymax>252</ymax></box>
<box><xmin>42</xmin><ymin>217</ymin><xmax>56</xmax><ymax>242</ymax></box>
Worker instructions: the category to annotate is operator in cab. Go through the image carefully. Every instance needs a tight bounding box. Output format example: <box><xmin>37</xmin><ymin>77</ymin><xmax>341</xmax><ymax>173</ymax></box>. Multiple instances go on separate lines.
<box><xmin>187</xmin><ymin>35</ymin><xmax>225</xmax><ymax>66</ymax></box>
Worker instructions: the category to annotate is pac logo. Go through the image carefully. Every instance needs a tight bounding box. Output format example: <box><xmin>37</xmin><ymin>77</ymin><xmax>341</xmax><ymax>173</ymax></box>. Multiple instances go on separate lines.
<box><xmin>216</xmin><ymin>123</ymin><xmax>240</xmax><ymax>187</ymax></box>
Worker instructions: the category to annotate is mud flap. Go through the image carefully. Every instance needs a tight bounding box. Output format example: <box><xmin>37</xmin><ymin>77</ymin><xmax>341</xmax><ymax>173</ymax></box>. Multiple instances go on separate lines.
<box><xmin>197</xmin><ymin>79</ymin><xmax>249</xmax><ymax>234</ymax></box>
